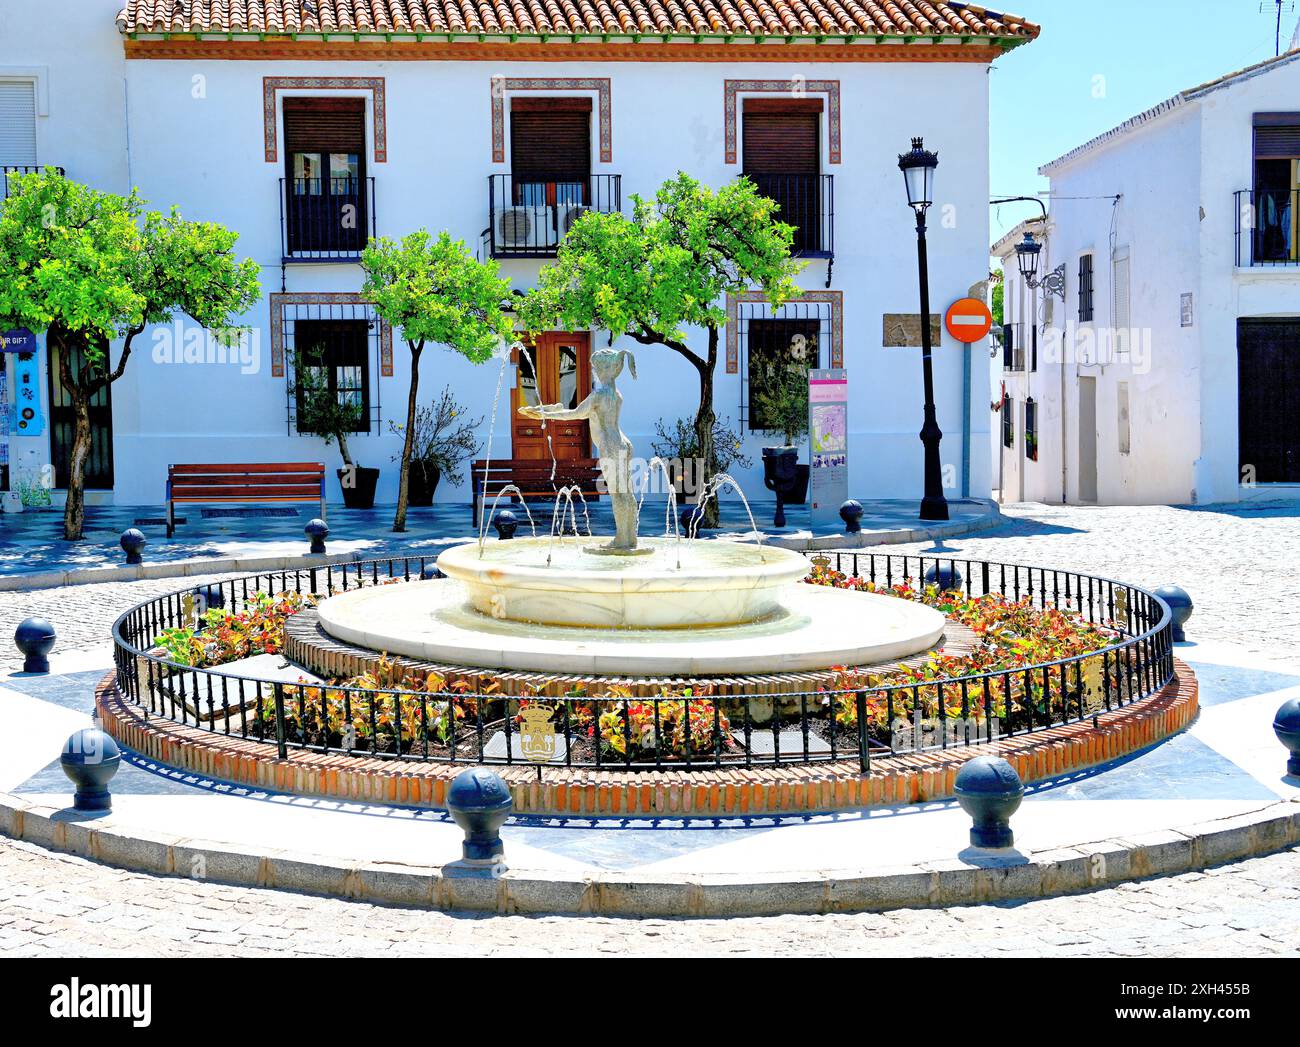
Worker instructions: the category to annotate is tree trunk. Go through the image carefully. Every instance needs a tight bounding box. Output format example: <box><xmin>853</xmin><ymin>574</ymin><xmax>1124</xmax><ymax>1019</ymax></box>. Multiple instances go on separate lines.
<box><xmin>392</xmin><ymin>341</ymin><xmax>423</xmax><ymax>532</ymax></box>
<box><xmin>62</xmin><ymin>386</ymin><xmax>93</xmax><ymax>542</ymax></box>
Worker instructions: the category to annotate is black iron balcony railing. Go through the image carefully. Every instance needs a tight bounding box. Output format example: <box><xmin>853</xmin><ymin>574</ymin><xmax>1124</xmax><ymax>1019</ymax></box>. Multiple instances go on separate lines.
<box><xmin>485</xmin><ymin>174</ymin><xmax>621</xmax><ymax>258</ymax></box>
<box><xmin>2</xmin><ymin>165</ymin><xmax>64</xmax><ymax>201</ymax></box>
<box><xmin>747</xmin><ymin>173</ymin><xmax>834</xmax><ymax>260</ymax></box>
<box><xmin>280</xmin><ymin>176</ymin><xmax>375</xmax><ymax>262</ymax></box>
<box><xmin>1235</xmin><ymin>188</ymin><xmax>1300</xmax><ymax>266</ymax></box>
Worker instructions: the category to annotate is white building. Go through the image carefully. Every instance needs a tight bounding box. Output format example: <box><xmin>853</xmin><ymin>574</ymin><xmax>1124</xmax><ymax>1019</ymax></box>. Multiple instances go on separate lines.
<box><xmin>1015</xmin><ymin>49</ymin><xmax>1300</xmax><ymax>506</ymax></box>
<box><xmin>2</xmin><ymin>0</ymin><xmax>1040</xmax><ymax>510</ymax></box>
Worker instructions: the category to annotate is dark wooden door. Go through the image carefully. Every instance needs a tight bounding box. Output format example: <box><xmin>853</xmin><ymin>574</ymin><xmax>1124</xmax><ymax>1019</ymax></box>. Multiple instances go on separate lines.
<box><xmin>47</xmin><ymin>331</ymin><xmax>114</xmax><ymax>490</ymax></box>
<box><xmin>1238</xmin><ymin>319</ymin><xmax>1300</xmax><ymax>482</ymax></box>
<box><xmin>511</xmin><ymin>332</ymin><xmax>591</xmax><ymax>461</ymax></box>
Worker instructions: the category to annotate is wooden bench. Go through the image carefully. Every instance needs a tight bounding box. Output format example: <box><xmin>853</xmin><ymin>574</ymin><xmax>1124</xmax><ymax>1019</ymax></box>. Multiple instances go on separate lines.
<box><xmin>471</xmin><ymin>458</ymin><xmax>602</xmax><ymax>526</ymax></box>
<box><xmin>167</xmin><ymin>462</ymin><xmax>327</xmax><ymax>537</ymax></box>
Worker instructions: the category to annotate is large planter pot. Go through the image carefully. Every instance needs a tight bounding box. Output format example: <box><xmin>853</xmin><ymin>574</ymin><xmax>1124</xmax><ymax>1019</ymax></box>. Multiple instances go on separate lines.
<box><xmin>761</xmin><ymin>446</ymin><xmax>801</xmax><ymax>528</ymax></box>
<box><xmin>406</xmin><ymin>462</ymin><xmax>441</xmax><ymax>508</ymax></box>
<box><xmin>338</xmin><ymin>466</ymin><xmax>380</xmax><ymax>510</ymax></box>
<box><xmin>786</xmin><ymin>463</ymin><xmax>810</xmax><ymax>505</ymax></box>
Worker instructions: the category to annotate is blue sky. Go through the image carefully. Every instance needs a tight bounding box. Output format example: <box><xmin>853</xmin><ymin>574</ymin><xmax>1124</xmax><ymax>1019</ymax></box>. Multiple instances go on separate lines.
<box><xmin>988</xmin><ymin>0</ymin><xmax>1294</xmax><ymax>240</ymax></box>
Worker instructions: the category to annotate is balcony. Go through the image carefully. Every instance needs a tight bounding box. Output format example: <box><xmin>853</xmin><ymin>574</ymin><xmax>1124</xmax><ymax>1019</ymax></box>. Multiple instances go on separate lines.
<box><xmin>280</xmin><ymin>176</ymin><xmax>375</xmax><ymax>263</ymax></box>
<box><xmin>2</xmin><ymin>165</ymin><xmax>64</xmax><ymax>201</ymax></box>
<box><xmin>748</xmin><ymin>173</ymin><xmax>834</xmax><ymax>260</ymax></box>
<box><xmin>1235</xmin><ymin>188</ymin><xmax>1300</xmax><ymax>266</ymax></box>
<box><xmin>484</xmin><ymin>174</ymin><xmax>621</xmax><ymax>259</ymax></box>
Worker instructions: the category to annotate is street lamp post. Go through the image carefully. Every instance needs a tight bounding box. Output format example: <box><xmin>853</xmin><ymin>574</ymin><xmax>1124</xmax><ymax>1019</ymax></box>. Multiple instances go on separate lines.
<box><xmin>897</xmin><ymin>137</ymin><xmax>949</xmax><ymax>522</ymax></box>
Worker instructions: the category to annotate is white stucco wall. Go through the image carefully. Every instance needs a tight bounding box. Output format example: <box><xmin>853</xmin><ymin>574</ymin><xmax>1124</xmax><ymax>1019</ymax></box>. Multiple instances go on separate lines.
<box><xmin>4</xmin><ymin>2</ymin><xmax>999</xmax><ymax>509</ymax></box>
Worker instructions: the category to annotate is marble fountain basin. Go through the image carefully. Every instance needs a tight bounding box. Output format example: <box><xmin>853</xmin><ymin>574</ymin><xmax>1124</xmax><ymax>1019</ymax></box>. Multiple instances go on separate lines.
<box><xmin>435</xmin><ymin>536</ymin><xmax>812</xmax><ymax>629</ymax></box>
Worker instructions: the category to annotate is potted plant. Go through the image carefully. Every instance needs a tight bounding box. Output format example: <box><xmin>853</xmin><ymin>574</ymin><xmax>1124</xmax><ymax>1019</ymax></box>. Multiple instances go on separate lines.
<box><xmin>650</xmin><ymin>414</ymin><xmax>752</xmax><ymax>505</ymax></box>
<box><xmin>389</xmin><ymin>386</ymin><xmax>483</xmax><ymax>507</ymax></box>
<box><xmin>289</xmin><ymin>349</ymin><xmax>379</xmax><ymax>509</ymax></box>
<box><xmin>752</xmin><ymin>363</ymin><xmax>810</xmax><ymax>525</ymax></box>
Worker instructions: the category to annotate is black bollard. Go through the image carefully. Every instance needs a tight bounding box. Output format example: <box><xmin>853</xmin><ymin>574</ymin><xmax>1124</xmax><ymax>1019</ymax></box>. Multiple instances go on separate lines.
<box><xmin>15</xmin><ymin>617</ymin><xmax>56</xmax><ymax>674</ymax></box>
<box><xmin>445</xmin><ymin>768</ymin><xmax>513</xmax><ymax>865</ymax></box>
<box><xmin>954</xmin><ymin>755</ymin><xmax>1024</xmax><ymax>849</ymax></box>
<box><xmin>305</xmin><ymin>518</ymin><xmax>329</xmax><ymax>555</ymax></box>
<box><xmin>120</xmin><ymin>527</ymin><xmax>146</xmax><ymax>565</ymax></box>
<box><xmin>60</xmin><ymin>728</ymin><xmax>121</xmax><ymax>812</ymax></box>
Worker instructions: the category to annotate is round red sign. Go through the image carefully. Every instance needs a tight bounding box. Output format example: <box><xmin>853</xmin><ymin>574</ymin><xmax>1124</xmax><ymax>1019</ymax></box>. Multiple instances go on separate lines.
<box><xmin>944</xmin><ymin>298</ymin><xmax>993</xmax><ymax>343</ymax></box>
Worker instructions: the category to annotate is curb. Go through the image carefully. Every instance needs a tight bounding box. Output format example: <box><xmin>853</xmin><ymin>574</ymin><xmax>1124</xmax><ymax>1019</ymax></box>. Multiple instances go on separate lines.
<box><xmin>0</xmin><ymin>503</ymin><xmax>1002</xmax><ymax>591</ymax></box>
<box><xmin>0</xmin><ymin>790</ymin><xmax>1294</xmax><ymax>916</ymax></box>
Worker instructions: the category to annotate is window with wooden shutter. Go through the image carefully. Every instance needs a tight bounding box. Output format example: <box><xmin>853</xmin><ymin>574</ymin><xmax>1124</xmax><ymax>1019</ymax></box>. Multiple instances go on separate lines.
<box><xmin>283</xmin><ymin>97</ymin><xmax>366</xmax><ymax>155</ymax></box>
<box><xmin>1252</xmin><ymin>115</ymin><xmax>1300</xmax><ymax>262</ymax></box>
<box><xmin>0</xmin><ymin>80</ymin><xmax>38</xmax><ymax>168</ymax></box>
<box><xmin>510</xmin><ymin>98</ymin><xmax>591</xmax><ymax>186</ymax></box>
<box><xmin>282</xmin><ymin>98</ymin><xmax>366</xmax><ymax>256</ymax></box>
<box><xmin>742</xmin><ymin>98</ymin><xmax>824</xmax><ymax>254</ymax></box>
<box><xmin>1078</xmin><ymin>254</ymin><xmax>1094</xmax><ymax>322</ymax></box>
<box><xmin>1112</xmin><ymin>246</ymin><xmax>1131</xmax><ymax>351</ymax></box>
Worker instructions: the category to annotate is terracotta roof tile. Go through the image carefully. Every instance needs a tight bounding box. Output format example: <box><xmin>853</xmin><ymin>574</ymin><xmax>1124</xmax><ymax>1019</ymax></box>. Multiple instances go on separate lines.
<box><xmin>115</xmin><ymin>0</ymin><xmax>1040</xmax><ymax>39</ymax></box>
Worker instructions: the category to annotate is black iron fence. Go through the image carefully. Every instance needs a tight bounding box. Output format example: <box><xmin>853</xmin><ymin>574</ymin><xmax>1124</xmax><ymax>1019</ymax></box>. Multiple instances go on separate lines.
<box><xmin>747</xmin><ymin>173</ymin><xmax>833</xmax><ymax>258</ymax></box>
<box><xmin>111</xmin><ymin>552</ymin><xmax>1176</xmax><ymax>774</ymax></box>
<box><xmin>280</xmin><ymin>176</ymin><xmax>376</xmax><ymax>262</ymax></box>
<box><xmin>485</xmin><ymin>174</ymin><xmax>621</xmax><ymax>258</ymax></box>
<box><xmin>2</xmin><ymin>165</ymin><xmax>65</xmax><ymax>201</ymax></box>
<box><xmin>1235</xmin><ymin>188</ymin><xmax>1300</xmax><ymax>266</ymax></box>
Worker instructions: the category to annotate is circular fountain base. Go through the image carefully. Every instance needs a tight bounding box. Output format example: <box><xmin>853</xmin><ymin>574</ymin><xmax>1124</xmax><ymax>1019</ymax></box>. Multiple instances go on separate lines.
<box><xmin>316</xmin><ymin>580</ymin><xmax>946</xmax><ymax>677</ymax></box>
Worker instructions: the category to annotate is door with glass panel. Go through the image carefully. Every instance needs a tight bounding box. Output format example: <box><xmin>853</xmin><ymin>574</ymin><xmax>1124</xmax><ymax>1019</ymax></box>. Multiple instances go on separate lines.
<box><xmin>511</xmin><ymin>333</ymin><xmax>591</xmax><ymax>461</ymax></box>
<box><xmin>283</xmin><ymin>97</ymin><xmax>366</xmax><ymax>258</ymax></box>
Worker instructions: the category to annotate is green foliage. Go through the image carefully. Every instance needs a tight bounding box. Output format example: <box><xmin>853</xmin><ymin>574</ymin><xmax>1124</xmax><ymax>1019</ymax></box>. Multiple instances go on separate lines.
<box><xmin>520</xmin><ymin>173</ymin><xmax>803</xmax><ymax>346</ymax></box>
<box><xmin>388</xmin><ymin>385</ymin><xmax>483</xmax><ymax>487</ymax></box>
<box><xmin>990</xmin><ymin>275</ymin><xmax>1004</xmax><ymax>328</ymax></box>
<box><xmin>360</xmin><ymin>230</ymin><xmax>513</xmax><ymax>357</ymax></box>
<box><xmin>0</xmin><ymin>170</ymin><xmax>261</xmax><ymax>373</ymax></box>
<box><xmin>750</xmin><ymin>360</ymin><xmax>810</xmax><ymax>446</ymax></box>
<box><xmin>288</xmin><ymin>347</ymin><xmax>365</xmax><ymax>467</ymax></box>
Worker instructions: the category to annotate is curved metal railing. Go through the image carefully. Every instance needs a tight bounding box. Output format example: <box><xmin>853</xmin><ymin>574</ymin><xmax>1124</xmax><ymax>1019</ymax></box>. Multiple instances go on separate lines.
<box><xmin>110</xmin><ymin>550</ymin><xmax>1175</xmax><ymax>772</ymax></box>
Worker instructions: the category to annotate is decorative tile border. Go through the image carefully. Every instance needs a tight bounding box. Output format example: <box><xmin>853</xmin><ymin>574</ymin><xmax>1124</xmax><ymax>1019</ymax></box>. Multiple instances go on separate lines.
<box><xmin>726</xmin><ymin>289</ymin><xmax>843</xmax><ymax>374</ymax></box>
<box><xmin>263</xmin><ymin>76</ymin><xmax>387</xmax><ymax>163</ymax></box>
<box><xmin>490</xmin><ymin>77</ymin><xmax>612</xmax><ymax>164</ymax></box>
<box><xmin>269</xmin><ymin>292</ymin><xmax>393</xmax><ymax>378</ymax></box>
<box><xmin>96</xmin><ymin>661</ymin><xmax>1199</xmax><ymax>820</ymax></box>
<box><xmin>724</xmin><ymin>79</ymin><xmax>841</xmax><ymax>165</ymax></box>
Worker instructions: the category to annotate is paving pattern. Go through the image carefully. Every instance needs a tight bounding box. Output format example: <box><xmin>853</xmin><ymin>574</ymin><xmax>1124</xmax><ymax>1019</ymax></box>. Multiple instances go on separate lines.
<box><xmin>0</xmin><ymin>837</ymin><xmax>1295</xmax><ymax>957</ymax></box>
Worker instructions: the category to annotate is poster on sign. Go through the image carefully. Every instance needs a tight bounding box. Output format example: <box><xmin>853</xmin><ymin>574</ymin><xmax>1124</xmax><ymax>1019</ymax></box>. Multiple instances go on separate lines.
<box><xmin>809</xmin><ymin>369</ymin><xmax>848</xmax><ymax>531</ymax></box>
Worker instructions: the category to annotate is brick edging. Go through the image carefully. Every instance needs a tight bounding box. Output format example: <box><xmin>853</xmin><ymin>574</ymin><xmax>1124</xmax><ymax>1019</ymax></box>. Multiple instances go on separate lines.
<box><xmin>95</xmin><ymin>661</ymin><xmax>1199</xmax><ymax>818</ymax></box>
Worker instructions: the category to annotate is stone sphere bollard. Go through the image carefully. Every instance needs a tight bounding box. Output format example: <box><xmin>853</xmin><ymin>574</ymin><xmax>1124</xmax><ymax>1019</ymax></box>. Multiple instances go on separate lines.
<box><xmin>446</xmin><ymin>768</ymin><xmax>513</xmax><ymax>865</ymax></box>
<box><xmin>1274</xmin><ymin>698</ymin><xmax>1300</xmax><ymax>778</ymax></box>
<box><xmin>924</xmin><ymin>561</ymin><xmax>964</xmax><ymax>592</ymax></box>
<box><xmin>1151</xmin><ymin>584</ymin><xmax>1193</xmax><ymax>642</ymax></box>
<box><xmin>492</xmin><ymin>510</ymin><xmax>519</xmax><ymax>541</ymax></box>
<box><xmin>304</xmin><ymin>518</ymin><xmax>329</xmax><ymax>555</ymax></box>
<box><xmin>60</xmin><ymin>728</ymin><xmax>121</xmax><ymax>812</ymax></box>
<box><xmin>120</xmin><ymin>527</ymin><xmax>147</xmax><ymax>565</ymax></box>
<box><xmin>15</xmin><ymin>617</ymin><xmax>56</xmax><ymax>674</ymax></box>
<box><xmin>420</xmin><ymin>565</ymin><xmax>444</xmax><ymax>581</ymax></box>
<box><xmin>954</xmin><ymin>755</ymin><xmax>1024</xmax><ymax>849</ymax></box>
<box><xmin>679</xmin><ymin>504</ymin><xmax>706</xmax><ymax>537</ymax></box>
<box><xmin>839</xmin><ymin>499</ymin><xmax>864</xmax><ymax>534</ymax></box>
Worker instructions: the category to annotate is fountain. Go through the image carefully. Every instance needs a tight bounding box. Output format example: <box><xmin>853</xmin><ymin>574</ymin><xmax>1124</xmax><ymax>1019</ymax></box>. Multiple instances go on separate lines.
<box><xmin>316</xmin><ymin>348</ymin><xmax>945</xmax><ymax>677</ymax></box>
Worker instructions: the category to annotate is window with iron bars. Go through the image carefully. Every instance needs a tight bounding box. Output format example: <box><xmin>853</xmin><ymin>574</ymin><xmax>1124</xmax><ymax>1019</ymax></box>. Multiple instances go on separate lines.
<box><xmin>283</xmin><ymin>303</ymin><xmax>383</xmax><ymax>436</ymax></box>
<box><xmin>1078</xmin><ymin>253</ymin><xmax>1094</xmax><ymax>322</ymax></box>
<box><xmin>1024</xmin><ymin>396</ymin><xmax>1038</xmax><ymax>461</ymax></box>
<box><xmin>1002</xmin><ymin>393</ymin><xmax>1014</xmax><ymax>449</ymax></box>
<box><xmin>738</xmin><ymin>299</ymin><xmax>832</xmax><ymax>430</ymax></box>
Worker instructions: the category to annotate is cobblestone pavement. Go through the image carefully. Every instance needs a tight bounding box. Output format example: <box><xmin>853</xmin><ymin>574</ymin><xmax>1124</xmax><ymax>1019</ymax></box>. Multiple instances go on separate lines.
<box><xmin>0</xmin><ymin>837</ymin><xmax>1296</xmax><ymax>957</ymax></box>
<box><xmin>2</xmin><ymin>501</ymin><xmax>1298</xmax><ymax>955</ymax></box>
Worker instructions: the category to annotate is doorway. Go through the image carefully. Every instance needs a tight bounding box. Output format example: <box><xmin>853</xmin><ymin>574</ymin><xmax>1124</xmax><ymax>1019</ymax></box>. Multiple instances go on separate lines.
<box><xmin>47</xmin><ymin>330</ymin><xmax>114</xmax><ymax>490</ymax></box>
<box><xmin>1238</xmin><ymin>319</ymin><xmax>1300</xmax><ymax>482</ymax></box>
<box><xmin>512</xmin><ymin>332</ymin><xmax>591</xmax><ymax>461</ymax></box>
<box><xmin>1077</xmin><ymin>376</ymin><xmax>1098</xmax><ymax>502</ymax></box>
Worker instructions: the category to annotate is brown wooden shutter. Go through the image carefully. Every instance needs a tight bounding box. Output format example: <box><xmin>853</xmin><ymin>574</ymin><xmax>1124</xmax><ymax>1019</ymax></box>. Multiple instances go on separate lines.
<box><xmin>283</xmin><ymin>97</ymin><xmax>366</xmax><ymax>154</ymax></box>
<box><xmin>742</xmin><ymin>99</ymin><xmax>821</xmax><ymax>175</ymax></box>
<box><xmin>510</xmin><ymin>98</ymin><xmax>592</xmax><ymax>181</ymax></box>
<box><xmin>1254</xmin><ymin>125</ymin><xmax>1300</xmax><ymax>160</ymax></box>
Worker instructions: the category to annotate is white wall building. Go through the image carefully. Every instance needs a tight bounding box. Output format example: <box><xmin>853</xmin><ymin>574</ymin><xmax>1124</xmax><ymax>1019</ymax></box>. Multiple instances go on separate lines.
<box><xmin>1022</xmin><ymin>49</ymin><xmax>1300</xmax><ymax>506</ymax></box>
<box><xmin>1</xmin><ymin>0</ymin><xmax>1040</xmax><ymax>511</ymax></box>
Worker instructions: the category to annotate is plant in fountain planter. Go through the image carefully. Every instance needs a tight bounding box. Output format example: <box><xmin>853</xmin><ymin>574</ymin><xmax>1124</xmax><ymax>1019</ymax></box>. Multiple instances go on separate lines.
<box><xmin>289</xmin><ymin>348</ymin><xmax>378</xmax><ymax>509</ymax></box>
<box><xmin>388</xmin><ymin>386</ymin><xmax>483</xmax><ymax>507</ymax></box>
<box><xmin>362</xmin><ymin>231</ymin><xmax>513</xmax><ymax>533</ymax></box>
<box><xmin>752</xmin><ymin>360</ymin><xmax>812</xmax><ymax>526</ymax></box>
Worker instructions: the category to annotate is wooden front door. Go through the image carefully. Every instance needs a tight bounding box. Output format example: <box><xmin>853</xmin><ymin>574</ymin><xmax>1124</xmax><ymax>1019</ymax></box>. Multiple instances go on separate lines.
<box><xmin>512</xmin><ymin>332</ymin><xmax>591</xmax><ymax>461</ymax></box>
<box><xmin>1238</xmin><ymin>319</ymin><xmax>1300</xmax><ymax>482</ymax></box>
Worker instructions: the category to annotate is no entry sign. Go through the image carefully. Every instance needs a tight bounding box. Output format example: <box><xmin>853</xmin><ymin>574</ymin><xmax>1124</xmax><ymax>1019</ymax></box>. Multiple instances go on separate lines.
<box><xmin>944</xmin><ymin>298</ymin><xmax>993</xmax><ymax>343</ymax></box>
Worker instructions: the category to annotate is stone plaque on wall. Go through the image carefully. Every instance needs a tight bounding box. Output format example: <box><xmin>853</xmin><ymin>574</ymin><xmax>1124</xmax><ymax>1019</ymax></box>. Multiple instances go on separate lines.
<box><xmin>882</xmin><ymin>313</ymin><xmax>942</xmax><ymax>347</ymax></box>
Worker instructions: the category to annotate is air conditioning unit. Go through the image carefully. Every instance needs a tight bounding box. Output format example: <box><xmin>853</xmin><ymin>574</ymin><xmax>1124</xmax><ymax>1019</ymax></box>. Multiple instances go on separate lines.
<box><xmin>558</xmin><ymin>204</ymin><xmax>588</xmax><ymax>238</ymax></box>
<box><xmin>496</xmin><ymin>205</ymin><xmax>557</xmax><ymax>250</ymax></box>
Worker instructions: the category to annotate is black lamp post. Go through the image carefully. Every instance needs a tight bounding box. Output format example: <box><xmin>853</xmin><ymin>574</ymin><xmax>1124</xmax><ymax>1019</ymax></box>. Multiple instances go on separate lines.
<box><xmin>897</xmin><ymin>137</ymin><xmax>949</xmax><ymax>522</ymax></box>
